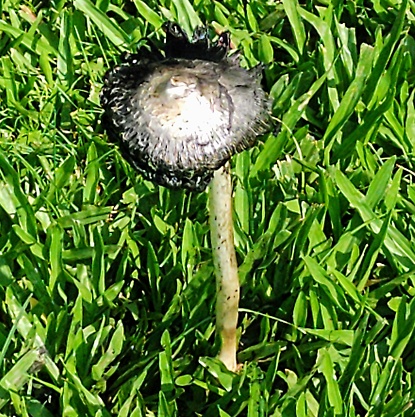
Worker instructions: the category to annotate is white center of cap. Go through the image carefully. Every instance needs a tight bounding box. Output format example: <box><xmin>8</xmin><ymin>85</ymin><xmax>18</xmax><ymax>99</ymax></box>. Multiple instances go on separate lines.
<box><xmin>140</xmin><ymin>65</ymin><xmax>232</xmax><ymax>143</ymax></box>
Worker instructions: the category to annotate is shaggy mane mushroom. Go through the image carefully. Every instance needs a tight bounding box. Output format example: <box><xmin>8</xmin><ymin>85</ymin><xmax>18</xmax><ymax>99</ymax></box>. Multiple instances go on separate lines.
<box><xmin>101</xmin><ymin>22</ymin><xmax>271</xmax><ymax>371</ymax></box>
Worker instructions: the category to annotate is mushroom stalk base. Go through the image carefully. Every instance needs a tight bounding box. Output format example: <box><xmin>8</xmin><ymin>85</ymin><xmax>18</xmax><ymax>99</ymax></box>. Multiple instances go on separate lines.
<box><xmin>209</xmin><ymin>163</ymin><xmax>239</xmax><ymax>372</ymax></box>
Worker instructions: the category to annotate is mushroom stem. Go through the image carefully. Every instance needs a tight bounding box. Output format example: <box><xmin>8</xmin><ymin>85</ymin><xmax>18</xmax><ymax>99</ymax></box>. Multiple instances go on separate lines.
<box><xmin>209</xmin><ymin>162</ymin><xmax>239</xmax><ymax>372</ymax></box>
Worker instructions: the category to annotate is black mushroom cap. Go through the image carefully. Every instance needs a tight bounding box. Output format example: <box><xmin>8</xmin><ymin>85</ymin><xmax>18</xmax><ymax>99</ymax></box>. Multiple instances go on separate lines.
<box><xmin>100</xmin><ymin>22</ymin><xmax>271</xmax><ymax>191</ymax></box>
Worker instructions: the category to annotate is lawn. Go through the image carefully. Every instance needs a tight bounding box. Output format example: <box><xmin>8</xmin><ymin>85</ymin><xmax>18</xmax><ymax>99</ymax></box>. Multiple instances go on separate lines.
<box><xmin>1</xmin><ymin>0</ymin><xmax>415</xmax><ymax>415</ymax></box>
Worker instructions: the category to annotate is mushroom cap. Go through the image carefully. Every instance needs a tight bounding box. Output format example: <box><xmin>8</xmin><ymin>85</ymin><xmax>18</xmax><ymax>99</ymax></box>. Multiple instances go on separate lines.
<box><xmin>101</xmin><ymin>23</ymin><xmax>270</xmax><ymax>191</ymax></box>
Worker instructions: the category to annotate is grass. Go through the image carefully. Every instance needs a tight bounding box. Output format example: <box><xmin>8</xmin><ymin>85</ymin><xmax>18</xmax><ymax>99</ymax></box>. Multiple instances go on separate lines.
<box><xmin>1</xmin><ymin>0</ymin><xmax>415</xmax><ymax>415</ymax></box>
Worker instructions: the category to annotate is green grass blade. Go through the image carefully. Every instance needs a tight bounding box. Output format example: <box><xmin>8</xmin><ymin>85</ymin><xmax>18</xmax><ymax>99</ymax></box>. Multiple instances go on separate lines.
<box><xmin>74</xmin><ymin>0</ymin><xmax>129</xmax><ymax>46</ymax></box>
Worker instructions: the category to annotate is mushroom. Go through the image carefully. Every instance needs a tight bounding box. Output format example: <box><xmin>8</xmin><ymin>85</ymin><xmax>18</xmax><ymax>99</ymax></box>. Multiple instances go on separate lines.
<box><xmin>101</xmin><ymin>22</ymin><xmax>270</xmax><ymax>371</ymax></box>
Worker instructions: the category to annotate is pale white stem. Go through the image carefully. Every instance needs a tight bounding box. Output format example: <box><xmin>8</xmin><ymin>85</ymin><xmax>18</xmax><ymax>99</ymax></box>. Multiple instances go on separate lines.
<box><xmin>209</xmin><ymin>162</ymin><xmax>239</xmax><ymax>372</ymax></box>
